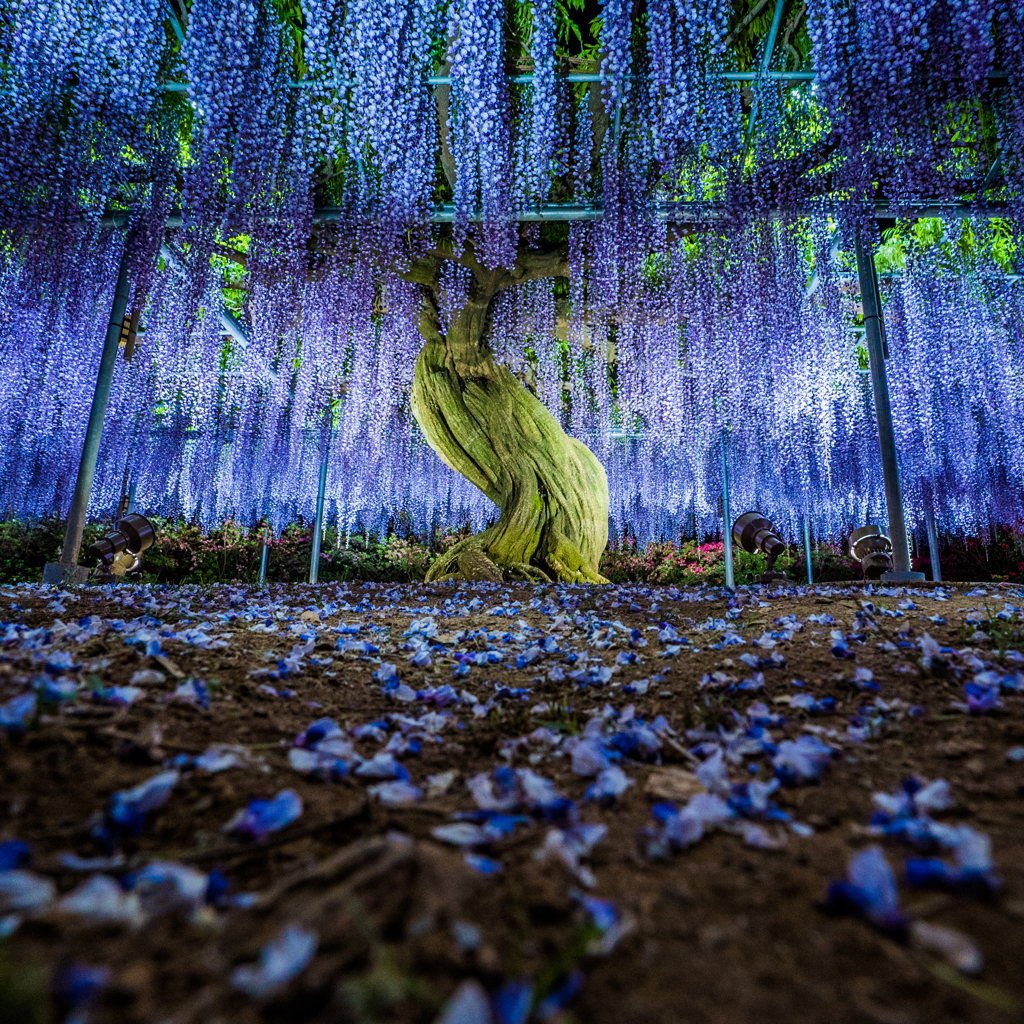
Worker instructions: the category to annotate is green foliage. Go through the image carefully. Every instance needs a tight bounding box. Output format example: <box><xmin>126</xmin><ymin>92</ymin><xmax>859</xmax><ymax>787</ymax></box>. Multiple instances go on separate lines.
<box><xmin>792</xmin><ymin>543</ymin><xmax>863</xmax><ymax>583</ymax></box>
<box><xmin>138</xmin><ymin>518</ymin><xmax>264</xmax><ymax>583</ymax></box>
<box><xmin>0</xmin><ymin>517</ymin><xmax>446</xmax><ymax>586</ymax></box>
<box><xmin>600</xmin><ymin>535</ymin><xmax>848</xmax><ymax>586</ymax></box>
<box><xmin>538</xmin><ymin>220</ymin><xmax>570</xmax><ymax>247</ymax></box>
<box><xmin>380</xmin><ymin>535</ymin><xmax>435</xmax><ymax>581</ymax></box>
<box><xmin>7</xmin><ymin>515</ymin><xmax>1021</xmax><ymax>588</ymax></box>
<box><xmin>0</xmin><ymin>519</ymin><xmax>109</xmax><ymax>583</ymax></box>
<box><xmin>140</xmin><ymin>520</ymin><xmax>439</xmax><ymax>585</ymax></box>
<box><xmin>876</xmin><ymin>217</ymin><xmax>1019</xmax><ymax>277</ymax></box>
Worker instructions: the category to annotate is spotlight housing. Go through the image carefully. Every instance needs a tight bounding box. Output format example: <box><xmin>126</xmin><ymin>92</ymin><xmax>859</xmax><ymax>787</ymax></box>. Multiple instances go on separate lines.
<box><xmin>86</xmin><ymin>513</ymin><xmax>157</xmax><ymax>582</ymax></box>
<box><xmin>732</xmin><ymin>512</ymin><xmax>789</xmax><ymax>583</ymax></box>
<box><xmin>845</xmin><ymin>525</ymin><xmax>893</xmax><ymax>579</ymax></box>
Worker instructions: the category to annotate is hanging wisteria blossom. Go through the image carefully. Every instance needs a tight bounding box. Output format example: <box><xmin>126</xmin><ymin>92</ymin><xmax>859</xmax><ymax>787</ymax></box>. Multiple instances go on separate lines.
<box><xmin>0</xmin><ymin>0</ymin><xmax>1020</xmax><ymax>573</ymax></box>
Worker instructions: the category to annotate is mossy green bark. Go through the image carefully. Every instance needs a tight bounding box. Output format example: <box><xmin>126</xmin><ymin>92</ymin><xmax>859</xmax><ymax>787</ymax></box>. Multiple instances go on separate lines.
<box><xmin>408</xmin><ymin>252</ymin><xmax>609</xmax><ymax>584</ymax></box>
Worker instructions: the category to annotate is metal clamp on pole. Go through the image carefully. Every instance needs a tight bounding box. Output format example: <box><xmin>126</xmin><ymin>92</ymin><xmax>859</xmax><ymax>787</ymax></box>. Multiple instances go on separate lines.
<box><xmin>853</xmin><ymin>229</ymin><xmax>924</xmax><ymax>584</ymax></box>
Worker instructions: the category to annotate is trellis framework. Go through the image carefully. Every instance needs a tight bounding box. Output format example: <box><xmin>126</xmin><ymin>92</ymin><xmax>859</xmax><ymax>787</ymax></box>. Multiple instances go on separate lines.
<box><xmin>0</xmin><ymin>0</ymin><xmax>1021</xmax><ymax>583</ymax></box>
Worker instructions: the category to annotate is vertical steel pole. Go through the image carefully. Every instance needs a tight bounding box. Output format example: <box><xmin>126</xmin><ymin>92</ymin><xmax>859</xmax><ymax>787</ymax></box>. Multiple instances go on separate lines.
<box><xmin>741</xmin><ymin>0</ymin><xmax>786</xmax><ymax>168</ymax></box>
<box><xmin>44</xmin><ymin>243</ymin><xmax>132</xmax><ymax>584</ymax></box>
<box><xmin>721</xmin><ymin>434</ymin><xmax>734</xmax><ymax>589</ymax></box>
<box><xmin>309</xmin><ymin>454</ymin><xmax>329</xmax><ymax>584</ymax></box>
<box><xmin>924</xmin><ymin>505</ymin><xmax>942</xmax><ymax>582</ymax></box>
<box><xmin>258</xmin><ymin>526</ymin><xmax>270</xmax><ymax>585</ymax></box>
<box><xmin>116</xmin><ymin>465</ymin><xmax>131</xmax><ymax>520</ymax></box>
<box><xmin>126</xmin><ymin>479</ymin><xmax>138</xmax><ymax>515</ymax></box>
<box><xmin>853</xmin><ymin>230</ymin><xmax>924</xmax><ymax>582</ymax></box>
<box><xmin>803</xmin><ymin>516</ymin><xmax>813</xmax><ymax>584</ymax></box>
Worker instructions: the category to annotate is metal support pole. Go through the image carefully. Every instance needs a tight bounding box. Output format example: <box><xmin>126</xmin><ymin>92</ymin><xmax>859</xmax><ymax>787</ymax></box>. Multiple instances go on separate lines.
<box><xmin>853</xmin><ymin>230</ymin><xmax>924</xmax><ymax>583</ymax></box>
<box><xmin>258</xmin><ymin>526</ymin><xmax>270</xmax><ymax>585</ymax></box>
<box><xmin>721</xmin><ymin>434</ymin><xmax>734</xmax><ymax>589</ymax></box>
<box><xmin>924</xmin><ymin>505</ymin><xmax>942</xmax><ymax>582</ymax></box>
<box><xmin>126</xmin><ymin>479</ymin><xmax>138</xmax><ymax>515</ymax></box>
<box><xmin>741</xmin><ymin>0</ymin><xmax>786</xmax><ymax>169</ymax></box>
<box><xmin>43</xmin><ymin>243</ymin><xmax>132</xmax><ymax>585</ymax></box>
<box><xmin>116</xmin><ymin>465</ymin><xmax>131</xmax><ymax>521</ymax></box>
<box><xmin>309</xmin><ymin>453</ymin><xmax>329</xmax><ymax>584</ymax></box>
<box><xmin>803</xmin><ymin>517</ymin><xmax>813</xmax><ymax>584</ymax></box>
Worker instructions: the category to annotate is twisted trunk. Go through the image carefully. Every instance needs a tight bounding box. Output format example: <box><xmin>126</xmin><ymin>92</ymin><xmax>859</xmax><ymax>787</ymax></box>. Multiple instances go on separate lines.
<box><xmin>408</xmin><ymin>250</ymin><xmax>609</xmax><ymax>584</ymax></box>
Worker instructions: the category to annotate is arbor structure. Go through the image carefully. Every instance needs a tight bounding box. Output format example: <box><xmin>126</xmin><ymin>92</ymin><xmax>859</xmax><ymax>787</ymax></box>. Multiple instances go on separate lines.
<box><xmin>0</xmin><ymin>1</ymin><xmax>1022</xmax><ymax>581</ymax></box>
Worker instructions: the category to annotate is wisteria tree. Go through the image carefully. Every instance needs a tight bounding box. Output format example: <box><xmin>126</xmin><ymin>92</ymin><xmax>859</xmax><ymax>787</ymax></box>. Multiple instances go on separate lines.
<box><xmin>0</xmin><ymin>0</ymin><xmax>1020</xmax><ymax>579</ymax></box>
<box><xmin>404</xmin><ymin>239</ymin><xmax>609</xmax><ymax>584</ymax></box>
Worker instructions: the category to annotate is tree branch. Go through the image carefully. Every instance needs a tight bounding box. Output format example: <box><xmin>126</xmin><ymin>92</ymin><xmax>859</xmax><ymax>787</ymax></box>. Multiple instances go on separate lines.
<box><xmin>446</xmin><ymin>239</ymin><xmax>570</xmax><ymax>297</ymax></box>
<box><xmin>499</xmin><ymin>243</ymin><xmax>571</xmax><ymax>290</ymax></box>
<box><xmin>395</xmin><ymin>253</ymin><xmax>444</xmax><ymax>288</ymax></box>
<box><xmin>435</xmin><ymin>54</ymin><xmax>458</xmax><ymax>191</ymax></box>
<box><xmin>588</xmin><ymin>55</ymin><xmax>610</xmax><ymax>184</ymax></box>
<box><xmin>213</xmin><ymin>243</ymin><xmax>247</xmax><ymax>268</ymax></box>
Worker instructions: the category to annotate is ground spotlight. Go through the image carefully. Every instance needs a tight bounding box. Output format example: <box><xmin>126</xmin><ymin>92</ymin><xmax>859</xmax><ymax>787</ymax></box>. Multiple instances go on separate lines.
<box><xmin>86</xmin><ymin>513</ymin><xmax>158</xmax><ymax>582</ymax></box>
<box><xmin>732</xmin><ymin>512</ymin><xmax>789</xmax><ymax>584</ymax></box>
<box><xmin>845</xmin><ymin>525</ymin><xmax>893</xmax><ymax>579</ymax></box>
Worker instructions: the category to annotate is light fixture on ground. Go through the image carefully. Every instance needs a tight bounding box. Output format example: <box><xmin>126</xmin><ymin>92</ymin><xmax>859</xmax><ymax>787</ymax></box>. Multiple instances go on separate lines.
<box><xmin>732</xmin><ymin>512</ymin><xmax>789</xmax><ymax>584</ymax></box>
<box><xmin>845</xmin><ymin>525</ymin><xmax>893</xmax><ymax>579</ymax></box>
<box><xmin>86</xmin><ymin>513</ymin><xmax>158</xmax><ymax>583</ymax></box>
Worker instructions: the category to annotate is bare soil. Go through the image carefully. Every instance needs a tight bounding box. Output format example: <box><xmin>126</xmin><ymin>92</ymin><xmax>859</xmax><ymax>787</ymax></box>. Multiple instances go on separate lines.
<box><xmin>1</xmin><ymin>579</ymin><xmax>1023</xmax><ymax>1024</ymax></box>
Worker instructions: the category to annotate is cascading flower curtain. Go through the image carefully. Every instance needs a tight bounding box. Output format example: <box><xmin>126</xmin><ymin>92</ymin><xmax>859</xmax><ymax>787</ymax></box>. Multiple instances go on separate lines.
<box><xmin>0</xmin><ymin>1</ymin><xmax>1022</xmax><ymax>548</ymax></box>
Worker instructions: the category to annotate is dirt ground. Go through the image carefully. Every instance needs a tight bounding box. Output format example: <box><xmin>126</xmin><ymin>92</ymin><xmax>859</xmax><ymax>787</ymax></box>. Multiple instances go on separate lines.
<box><xmin>1</xmin><ymin>578</ymin><xmax>1023</xmax><ymax>1024</ymax></box>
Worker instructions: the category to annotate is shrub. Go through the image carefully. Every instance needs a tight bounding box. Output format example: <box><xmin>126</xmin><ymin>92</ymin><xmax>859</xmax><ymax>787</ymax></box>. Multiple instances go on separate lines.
<box><xmin>918</xmin><ymin>529</ymin><xmax>1024</xmax><ymax>583</ymax></box>
<box><xmin>381</xmin><ymin>536</ymin><xmax>434</xmax><ymax>581</ymax></box>
<box><xmin>0</xmin><ymin>519</ymin><xmax>110</xmax><ymax>583</ymax></box>
<box><xmin>3</xmin><ymin>517</ymin><xmax>1021</xmax><ymax>587</ymax></box>
<box><xmin>791</xmin><ymin>543</ymin><xmax>862</xmax><ymax>583</ymax></box>
<box><xmin>603</xmin><ymin>536</ymin><xmax>814</xmax><ymax>586</ymax></box>
<box><xmin>139</xmin><ymin>519</ymin><xmax>263</xmax><ymax>584</ymax></box>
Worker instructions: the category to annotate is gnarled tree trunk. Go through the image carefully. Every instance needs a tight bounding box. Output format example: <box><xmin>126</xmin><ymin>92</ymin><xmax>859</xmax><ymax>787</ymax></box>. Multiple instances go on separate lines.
<box><xmin>407</xmin><ymin>246</ymin><xmax>609</xmax><ymax>584</ymax></box>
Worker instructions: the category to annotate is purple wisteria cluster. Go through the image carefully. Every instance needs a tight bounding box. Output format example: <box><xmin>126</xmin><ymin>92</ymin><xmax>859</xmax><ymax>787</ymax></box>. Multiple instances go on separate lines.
<box><xmin>183</xmin><ymin>0</ymin><xmax>292</xmax><ymax>229</ymax></box>
<box><xmin>1</xmin><ymin>208</ymin><xmax>1023</xmax><ymax>552</ymax></box>
<box><xmin>645</xmin><ymin>0</ymin><xmax>736</xmax><ymax>170</ymax></box>
<box><xmin>0</xmin><ymin>3</ymin><xmax>1022</xmax><ymax>550</ymax></box>
<box><xmin>446</xmin><ymin>0</ymin><xmax>516</xmax><ymax>267</ymax></box>
<box><xmin>335</xmin><ymin>0</ymin><xmax>441</xmax><ymax>235</ymax></box>
<box><xmin>0</xmin><ymin>2</ymin><xmax>1020</xmax><ymax>243</ymax></box>
<box><xmin>804</xmin><ymin>0</ymin><xmax>1024</xmax><ymax>207</ymax></box>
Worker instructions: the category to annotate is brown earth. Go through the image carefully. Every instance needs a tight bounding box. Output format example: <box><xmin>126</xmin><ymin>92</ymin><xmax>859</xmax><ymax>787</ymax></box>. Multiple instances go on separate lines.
<box><xmin>1</xmin><ymin>579</ymin><xmax>1023</xmax><ymax>1024</ymax></box>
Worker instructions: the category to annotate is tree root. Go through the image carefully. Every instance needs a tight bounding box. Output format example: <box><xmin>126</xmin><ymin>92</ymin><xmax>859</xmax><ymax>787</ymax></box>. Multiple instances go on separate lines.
<box><xmin>547</xmin><ymin>531</ymin><xmax>610</xmax><ymax>585</ymax></box>
<box><xmin>505</xmin><ymin>562</ymin><xmax>552</xmax><ymax>583</ymax></box>
<box><xmin>547</xmin><ymin>555</ymin><xmax>609</xmax><ymax>585</ymax></box>
<box><xmin>426</xmin><ymin>533</ymin><xmax>492</xmax><ymax>582</ymax></box>
<box><xmin>457</xmin><ymin>548</ymin><xmax>504</xmax><ymax>582</ymax></box>
<box><xmin>425</xmin><ymin>530</ymin><xmax>601</xmax><ymax>585</ymax></box>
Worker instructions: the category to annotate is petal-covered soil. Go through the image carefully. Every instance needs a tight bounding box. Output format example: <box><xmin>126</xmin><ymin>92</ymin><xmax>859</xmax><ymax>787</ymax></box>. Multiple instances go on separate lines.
<box><xmin>1</xmin><ymin>579</ymin><xmax>1023</xmax><ymax>1024</ymax></box>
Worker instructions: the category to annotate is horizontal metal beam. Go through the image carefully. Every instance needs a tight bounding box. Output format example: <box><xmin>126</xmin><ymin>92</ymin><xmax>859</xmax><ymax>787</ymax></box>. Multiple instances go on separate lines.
<box><xmin>429</xmin><ymin>203</ymin><xmax>603</xmax><ymax>222</ymax></box>
<box><xmin>656</xmin><ymin>199</ymin><xmax>1009</xmax><ymax>223</ymax></box>
<box><xmin>835</xmin><ymin>271</ymin><xmax>1021</xmax><ymax>282</ymax></box>
<box><xmin>98</xmin><ymin>198</ymin><xmax>1007</xmax><ymax>231</ymax></box>
<box><xmin>159</xmin><ymin>70</ymin><xmax>1008</xmax><ymax>92</ymax></box>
